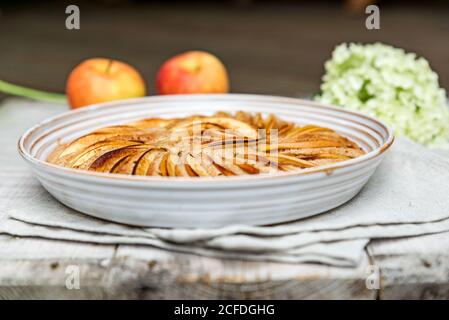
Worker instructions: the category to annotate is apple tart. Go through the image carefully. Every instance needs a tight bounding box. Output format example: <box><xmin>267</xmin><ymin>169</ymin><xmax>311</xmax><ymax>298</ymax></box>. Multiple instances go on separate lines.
<box><xmin>47</xmin><ymin>111</ymin><xmax>364</xmax><ymax>177</ymax></box>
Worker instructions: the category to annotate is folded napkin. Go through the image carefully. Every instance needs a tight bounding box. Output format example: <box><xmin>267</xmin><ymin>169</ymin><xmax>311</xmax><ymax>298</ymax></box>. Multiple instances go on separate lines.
<box><xmin>1</xmin><ymin>99</ymin><xmax>449</xmax><ymax>267</ymax></box>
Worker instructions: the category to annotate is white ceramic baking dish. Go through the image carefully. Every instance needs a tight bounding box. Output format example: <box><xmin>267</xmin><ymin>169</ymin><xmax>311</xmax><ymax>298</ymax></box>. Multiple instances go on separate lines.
<box><xmin>18</xmin><ymin>94</ymin><xmax>394</xmax><ymax>228</ymax></box>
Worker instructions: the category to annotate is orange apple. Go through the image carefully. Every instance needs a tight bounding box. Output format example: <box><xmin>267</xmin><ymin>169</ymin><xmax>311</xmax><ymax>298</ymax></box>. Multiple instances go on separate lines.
<box><xmin>66</xmin><ymin>58</ymin><xmax>146</xmax><ymax>109</ymax></box>
<box><xmin>156</xmin><ymin>51</ymin><xmax>229</xmax><ymax>95</ymax></box>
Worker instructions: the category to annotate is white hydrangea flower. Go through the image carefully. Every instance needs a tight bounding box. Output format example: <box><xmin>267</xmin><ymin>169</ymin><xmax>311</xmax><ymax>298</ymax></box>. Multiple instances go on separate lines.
<box><xmin>316</xmin><ymin>43</ymin><xmax>449</xmax><ymax>147</ymax></box>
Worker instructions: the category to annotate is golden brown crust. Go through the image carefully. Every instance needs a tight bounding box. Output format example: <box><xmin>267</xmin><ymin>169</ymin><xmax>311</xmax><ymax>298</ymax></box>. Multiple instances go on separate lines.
<box><xmin>47</xmin><ymin>111</ymin><xmax>365</xmax><ymax>177</ymax></box>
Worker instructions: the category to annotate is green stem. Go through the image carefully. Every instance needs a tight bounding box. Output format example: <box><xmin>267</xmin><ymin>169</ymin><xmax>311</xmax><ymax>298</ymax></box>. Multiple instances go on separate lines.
<box><xmin>0</xmin><ymin>80</ymin><xmax>67</xmax><ymax>103</ymax></box>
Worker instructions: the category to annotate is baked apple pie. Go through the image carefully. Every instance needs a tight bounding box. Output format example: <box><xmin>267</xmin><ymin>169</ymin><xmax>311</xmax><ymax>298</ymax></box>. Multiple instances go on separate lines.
<box><xmin>47</xmin><ymin>111</ymin><xmax>364</xmax><ymax>177</ymax></box>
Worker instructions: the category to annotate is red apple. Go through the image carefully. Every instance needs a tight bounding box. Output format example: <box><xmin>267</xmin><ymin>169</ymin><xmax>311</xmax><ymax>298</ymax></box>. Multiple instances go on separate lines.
<box><xmin>66</xmin><ymin>58</ymin><xmax>146</xmax><ymax>109</ymax></box>
<box><xmin>156</xmin><ymin>51</ymin><xmax>229</xmax><ymax>95</ymax></box>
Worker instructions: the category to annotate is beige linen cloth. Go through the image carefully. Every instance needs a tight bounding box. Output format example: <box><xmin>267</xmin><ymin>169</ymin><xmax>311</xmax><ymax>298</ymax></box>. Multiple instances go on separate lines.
<box><xmin>1</xmin><ymin>99</ymin><xmax>449</xmax><ymax>267</ymax></box>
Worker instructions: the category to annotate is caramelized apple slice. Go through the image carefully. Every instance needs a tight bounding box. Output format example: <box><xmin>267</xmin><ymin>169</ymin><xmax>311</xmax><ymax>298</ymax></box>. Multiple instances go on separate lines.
<box><xmin>61</xmin><ymin>141</ymin><xmax>141</xmax><ymax>169</ymax></box>
<box><xmin>172</xmin><ymin>117</ymin><xmax>258</xmax><ymax>139</ymax></box>
<box><xmin>57</xmin><ymin>126</ymin><xmax>144</xmax><ymax>159</ymax></box>
<box><xmin>133</xmin><ymin>148</ymin><xmax>166</xmax><ymax>176</ymax></box>
<box><xmin>274</xmin><ymin>154</ymin><xmax>315</xmax><ymax>168</ymax></box>
<box><xmin>286</xmin><ymin>147</ymin><xmax>364</xmax><ymax>158</ymax></box>
<box><xmin>127</xmin><ymin>118</ymin><xmax>175</xmax><ymax>130</ymax></box>
<box><xmin>110</xmin><ymin>146</ymin><xmax>154</xmax><ymax>174</ymax></box>
<box><xmin>203</xmin><ymin>149</ymin><xmax>246</xmax><ymax>176</ymax></box>
<box><xmin>185</xmin><ymin>153</ymin><xmax>222</xmax><ymax>177</ymax></box>
<box><xmin>89</xmin><ymin>145</ymin><xmax>149</xmax><ymax>173</ymax></box>
<box><xmin>145</xmin><ymin>151</ymin><xmax>168</xmax><ymax>176</ymax></box>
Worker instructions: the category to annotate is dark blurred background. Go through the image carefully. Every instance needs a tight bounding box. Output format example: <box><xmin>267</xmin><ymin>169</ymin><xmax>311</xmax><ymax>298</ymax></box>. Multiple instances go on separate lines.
<box><xmin>0</xmin><ymin>0</ymin><xmax>448</xmax><ymax>97</ymax></box>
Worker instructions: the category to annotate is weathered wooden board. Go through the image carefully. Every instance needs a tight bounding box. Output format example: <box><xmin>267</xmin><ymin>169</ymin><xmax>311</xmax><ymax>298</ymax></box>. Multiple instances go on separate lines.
<box><xmin>109</xmin><ymin>245</ymin><xmax>375</xmax><ymax>299</ymax></box>
<box><xmin>368</xmin><ymin>232</ymin><xmax>449</xmax><ymax>299</ymax></box>
<box><xmin>0</xmin><ymin>234</ymin><xmax>375</xmax><ymax>300</ymax></box>
<box><xmin>0</xmin><ymin>235</ymin><xmax>116</xmax><ymax>299</ymax></box>
<box><xmin>3</xmin><ymin>230</ymin><xmax>449</xmax><ymax>299</ymax></box>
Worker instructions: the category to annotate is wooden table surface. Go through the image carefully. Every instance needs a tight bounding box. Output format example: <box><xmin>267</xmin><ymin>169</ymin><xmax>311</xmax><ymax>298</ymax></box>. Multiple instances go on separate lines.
<box><xmin>0</xmin><ymin>98</ymin><xmax>449</xmax><ymax>300</ymax></box>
